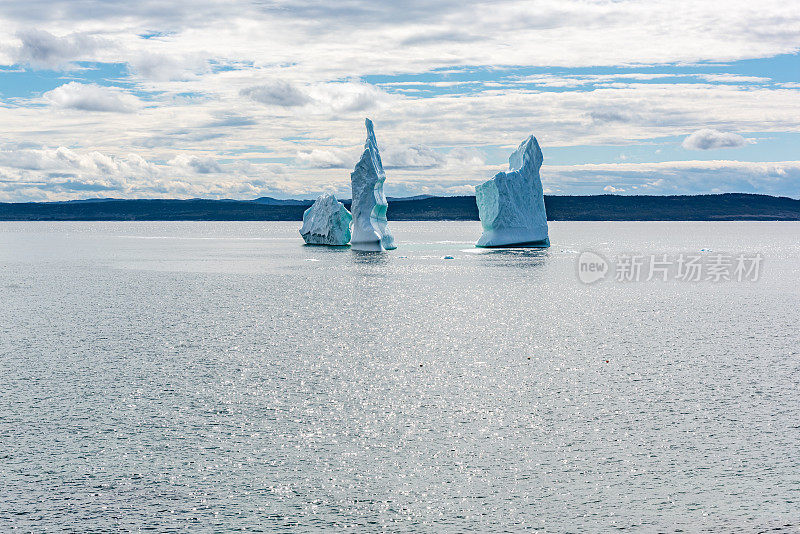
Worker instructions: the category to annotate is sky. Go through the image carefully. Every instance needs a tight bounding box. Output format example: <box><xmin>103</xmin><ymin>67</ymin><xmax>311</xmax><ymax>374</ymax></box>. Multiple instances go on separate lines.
<box><xmin>0</xmin><ymin>0</ymin><xmax>798</xmax><ymax>201</ymax></box>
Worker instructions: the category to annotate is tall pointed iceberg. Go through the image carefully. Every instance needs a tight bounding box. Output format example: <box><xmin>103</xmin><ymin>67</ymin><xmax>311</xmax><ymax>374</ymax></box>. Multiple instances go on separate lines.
<box><xmin>475</xmin><ymin>135</ymin><xmax>549</xmax><ymax>248</ymax></box>
<box><xmin>299</xmin><ymin>193</ymin><xmax>352</xmax><ymax>246</ymax></box>
<box><xmin>349</xmin><ymin>118</ymin><xmax>396</xmax><ymax>251</ymax></box>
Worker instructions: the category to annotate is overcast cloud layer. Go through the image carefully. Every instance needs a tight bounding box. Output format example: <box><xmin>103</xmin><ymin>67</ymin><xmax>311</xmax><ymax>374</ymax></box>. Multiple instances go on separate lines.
<box><xmin>0</xmin><ymin>0</ymin><xmax>798</xmax><ymax>201</ymax></box>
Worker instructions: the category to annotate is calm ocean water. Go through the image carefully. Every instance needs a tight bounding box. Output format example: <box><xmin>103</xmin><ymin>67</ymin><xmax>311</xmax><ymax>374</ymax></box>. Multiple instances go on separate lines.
<box><xmin>1</xmin><ymin>221</ymin><xmax>798</xmax><ymax>532</ymax></box>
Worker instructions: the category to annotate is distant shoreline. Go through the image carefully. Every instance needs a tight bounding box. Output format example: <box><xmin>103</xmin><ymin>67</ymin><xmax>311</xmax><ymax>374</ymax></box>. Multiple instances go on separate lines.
<box><xmin>1</xmin><ymin>193</ymin><xmax>799</xmax><ymax>221</ymax></box>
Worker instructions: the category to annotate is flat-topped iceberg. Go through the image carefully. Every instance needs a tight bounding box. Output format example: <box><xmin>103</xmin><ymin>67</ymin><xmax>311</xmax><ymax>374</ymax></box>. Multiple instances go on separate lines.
<box><xmin>475</xmin><ymin>135</ymin><xmax>550</xmax><ymax>248</ymax></box>
<box><xmin>350</xmin><ymin>118</ymin><xmax>396</xmax><ymax>251</ymax></box>
<box><xmin>299</xmin><ymin>193</ymin><xmax>352</xmax><ymax>246</ymax></box>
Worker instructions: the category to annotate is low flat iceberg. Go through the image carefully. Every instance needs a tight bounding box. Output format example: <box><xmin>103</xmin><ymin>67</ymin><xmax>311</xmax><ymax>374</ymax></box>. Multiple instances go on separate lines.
<box><xmin>350</xmin><ymin>118</ymin><xmax>396</xmax><ymax>251</ymax></box>
<box><xmin>475</xmin><ymin>135</ymin><xmax>550</xmax><ymax>248</ymax></box>
<box><xmin>299</xmin><ymin>193</ymin><xmax>352</xmax><ymax>246</ymax></box>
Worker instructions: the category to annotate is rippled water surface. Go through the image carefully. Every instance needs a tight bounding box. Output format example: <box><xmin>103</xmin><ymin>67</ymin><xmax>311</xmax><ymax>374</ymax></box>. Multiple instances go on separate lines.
<box><xmin>1</xmin><ymin>221</ymin><xmax>799</xmax><ymax>532</ymax></box>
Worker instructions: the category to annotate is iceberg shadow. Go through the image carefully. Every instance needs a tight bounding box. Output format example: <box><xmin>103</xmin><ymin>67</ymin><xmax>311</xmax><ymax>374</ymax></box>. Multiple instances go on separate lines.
<box><xmin>475</xmin><ymin>247</ymin><xmax>551</xmax><ymax>270</ymax></box>
<box><xmin>302</xmin><ymin>243</ymin><xmax>351</xmax><ymax>250</ymax></box>
<box><xmin>348</xmin><ymin>249</ymin><xmax>391</xmax><ymax>266</ymax></box>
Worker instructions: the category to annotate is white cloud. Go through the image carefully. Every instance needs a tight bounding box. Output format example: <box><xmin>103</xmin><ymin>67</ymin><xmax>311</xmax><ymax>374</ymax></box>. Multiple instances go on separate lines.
<box><xmin>311</xmin><ymin>83</ymin><xmax>392</xmax><ymax>113</ymax></box>
<box><xmin>44</xmin><ymin>82</ymin><xmax>141</xmax><ymax>113</ymax></box>
<box><xmin>0</xmin><ymin>145</ymin><xmax>158</xmax><ymax>177</ymax></box>
<box><xmin>695</xmin><ymin>74</ymin><xmax>771</xmax><ymax>84</ymax></box>
<box><xmin>3</xmin><ymin>0</ymin><xmax>800</xmax><ymax>77</ymax></box>
<box><xmin>543</xmin><ymin>160</ymin><xmax>800</xmax><ymax>197</ymax></box>
<box><xmin>295</xmin><ymin>148</ymin><xmax>353</xmax><ymax>169</ymax></box>
<box><xmin>588</xmin><ymin>109</ymin><xmax>637</xmax><ymax>123</ymax></box>
<box><xmin>682</xmin><ymin>129</ymin><xmax>749</xmax><ymax>150</ymax></box>
<box><xmin>2</xmin><ymin>140</ymin><xmax>800</xmax><ymax>201</ymax></box>
<box><xmin>445</xmin><ymin>147</ymin><xmax>486</xmax><ymax>167</ymax></box>
<box><xmin>13</xmin><ymin>29</ymin><xmax>104</xmax><ymax>69</ymax></box>
<box><xmin>241</xmin><ymin>81</ymin><xmax>311</xmax><ymax>107</ymax></box>
<box><xmin>129</xmin><ymin>52</ymin><xmax>209</xmax><ymax>81</ymax></box>
<box><xmin>381</xmin><ymin>145</ymin><xmax>487</xmax><ymax>170</ymax></box>
<box><xmin>400</xmin><ymin>30</ymin><xmax>484</xmax><ymax>47</ymax></box>
<box><xmin>1</xmin><ymin>0</ymin><xmax>800</xmax><ymax>200</ymax></box>
<box><xmin>0</xmin><ymin>144</ymin><xmax>299</xmax><ymax>202</ymax></box>
<box><xmin>169</xmin><ymin>154</ymin><xmax>222</xmax><ymax>174</ymax></box>
<box><xmin>383</xmin><ymin>145</ymin><xmax>444</xmax><ymax>169</ymax></box>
